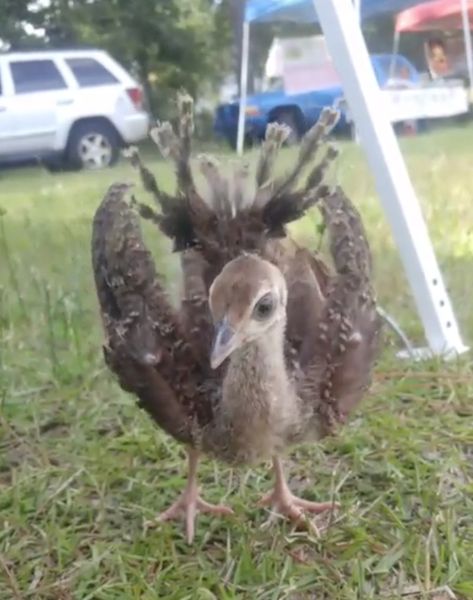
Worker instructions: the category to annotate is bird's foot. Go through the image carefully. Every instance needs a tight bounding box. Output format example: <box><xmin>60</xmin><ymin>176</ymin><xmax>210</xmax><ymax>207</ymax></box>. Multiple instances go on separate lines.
<box><xmin>258</xmin><ymin>487</ymin><xmax>339</xmax><ymax>534</ymax></box>
<box><xmin>146</xmin><ymin>489</ymin><xmax>233</xmax><ymax>544</ymax></box>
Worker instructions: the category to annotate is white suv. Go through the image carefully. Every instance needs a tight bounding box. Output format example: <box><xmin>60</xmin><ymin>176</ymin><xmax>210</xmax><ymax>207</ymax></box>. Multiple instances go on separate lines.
<box><xmin>0</xmin><ymin>48</ymin><xmax>150</xmax><ymax>170</ymax></box>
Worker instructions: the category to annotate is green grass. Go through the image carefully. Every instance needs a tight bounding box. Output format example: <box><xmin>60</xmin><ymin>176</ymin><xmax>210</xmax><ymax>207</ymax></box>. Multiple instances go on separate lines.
<box><xmin>1</xmin><ymin>126</ymin><xmax>472</xmax><ymax>599</ymax></box>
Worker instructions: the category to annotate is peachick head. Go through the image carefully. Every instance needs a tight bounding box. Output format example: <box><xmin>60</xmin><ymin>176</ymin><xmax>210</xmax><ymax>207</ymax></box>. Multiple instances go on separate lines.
<box><xmin>208</xmin><ymin>254</ymin><xmax>287</xmax><ymax>369</ymax></box>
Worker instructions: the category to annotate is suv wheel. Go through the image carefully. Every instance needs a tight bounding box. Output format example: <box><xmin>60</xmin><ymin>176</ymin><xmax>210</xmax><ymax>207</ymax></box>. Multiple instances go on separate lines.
<box><xmin>68</xmin><ymin>121</ymin><xmax>119</xmax><ymax>170</ymax></box>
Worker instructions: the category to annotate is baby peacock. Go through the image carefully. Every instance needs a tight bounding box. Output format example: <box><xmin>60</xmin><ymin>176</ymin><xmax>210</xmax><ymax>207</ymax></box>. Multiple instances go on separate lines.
<box><xmin>91</xmin><ymin>94</ymin><xmax>382</xmax><ymax>543</ymax></box>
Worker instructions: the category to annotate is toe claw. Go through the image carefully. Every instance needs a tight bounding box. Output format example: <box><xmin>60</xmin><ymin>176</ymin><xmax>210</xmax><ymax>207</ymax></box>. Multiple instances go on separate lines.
<box><xmin>295</xmin><ymin>499</ymin><xmax>340</xmax><ymax>514</ymax></box>
<box><xmin>257</xmin><ymin>492</ymin><xmax>273</xmax><ymax>508</ymax></box>
<box><xmin>197</xmin><ymin>498</ymin><xmax>234</xmax><ymax>516</ymax></box>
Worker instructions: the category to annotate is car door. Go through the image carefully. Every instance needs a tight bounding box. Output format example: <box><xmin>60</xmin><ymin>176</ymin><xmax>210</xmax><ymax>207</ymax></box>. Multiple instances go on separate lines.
<box><xmin>2</xmin><ymin>57</ymin><xmax>71</xmax><ymax>156</ymax></box>
<box><xmin>0</xmin><ymin>60</ymin><xmax>15</xmax><ymax>156</ymax></box>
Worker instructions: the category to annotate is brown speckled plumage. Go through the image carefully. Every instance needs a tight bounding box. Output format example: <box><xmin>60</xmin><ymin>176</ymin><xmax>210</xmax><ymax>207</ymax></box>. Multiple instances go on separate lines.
<box><xmin>91</xmin><ymin>94</ymin><xmax>382</xmax><ymax>541</ymax></box>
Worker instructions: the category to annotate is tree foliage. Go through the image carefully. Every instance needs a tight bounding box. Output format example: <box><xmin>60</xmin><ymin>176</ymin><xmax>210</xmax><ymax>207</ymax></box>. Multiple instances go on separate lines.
<box><xmin>0</xmin><ymin>0</ymin><xmax>43</xmax><ymax>49</ymax></box>
<box><xmin>0</xmin><ymin>0</ymin><xmax>232</xmax><ymax>117</ymax></box>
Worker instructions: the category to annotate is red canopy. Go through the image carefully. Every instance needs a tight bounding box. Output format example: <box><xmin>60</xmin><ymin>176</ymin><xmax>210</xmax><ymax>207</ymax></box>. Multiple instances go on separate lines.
<box><xmin>396</xmin><ymin>0</ymin><xmax>473</xmax><ymax>32</ymax></box>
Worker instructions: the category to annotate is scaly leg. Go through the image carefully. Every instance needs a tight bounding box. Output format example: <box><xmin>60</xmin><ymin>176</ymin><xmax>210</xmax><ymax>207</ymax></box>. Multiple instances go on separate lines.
<box><xmin>258</xmin><ymin>456</ymin><xmax>339</xmax><ymax>532</ymax></box>
<box><xmin>154</xmin><ymin>448</ymin><xmax>233</xmax><ymax>544</ymax></box>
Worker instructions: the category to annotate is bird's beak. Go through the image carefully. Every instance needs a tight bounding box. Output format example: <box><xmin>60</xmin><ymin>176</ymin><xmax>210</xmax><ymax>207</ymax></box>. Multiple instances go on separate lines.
<box><xmin>210</xmin><ymin>318</ymin><xmax>237</xmax><ymax>369</ymax></box>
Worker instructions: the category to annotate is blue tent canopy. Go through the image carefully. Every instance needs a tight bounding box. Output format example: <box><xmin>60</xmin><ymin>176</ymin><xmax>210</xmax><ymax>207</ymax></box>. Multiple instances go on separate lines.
<box><xmin>245</xmin><ymin>0</ymin><xmax>432</xmax><ymax>24</ymax></box>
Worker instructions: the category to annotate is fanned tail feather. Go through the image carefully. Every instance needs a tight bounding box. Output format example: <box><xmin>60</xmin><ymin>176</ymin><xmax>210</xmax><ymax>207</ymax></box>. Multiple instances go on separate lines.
<box><xmin>272</xmin><ymin>107</ymin><xmax>339</xmax><ymax>197</ymax></box>
<box><xmin>255</xmin><ymin>122</ymin><xmax>291</xmax><ymax>188</ymax></box>
<box><xmin>91</xmin><ymin>183</ymin><xmax>216</xmax><ymax>444</ymax></box>
<box><xmin>302</xmin><ymin>187</ymin><xmax>382</xmax><ymax>434</ymax></box>
<box><xmin>122</xmin><ymin>97</ymin><xmax>340</xmax><ymax>260</ymax></box>
<box><xmin>197</xmin><ymin>154</ymin><xmax>231</xmax><ymax>216</ymax></box>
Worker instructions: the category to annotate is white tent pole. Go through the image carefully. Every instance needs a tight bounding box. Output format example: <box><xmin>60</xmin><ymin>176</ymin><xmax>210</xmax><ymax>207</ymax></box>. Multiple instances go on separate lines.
<box><xmin>389</xmin><ymin>30</ymin><xmax>401</xmax><ymax>79</ymax></box>
<box><xmin>237</xmin><ymin>20</ymin><xmax>250</xmax><ymax>156</ymax></box>
<box><xmin>350</xmin><ymin>0</ymin><xmax>361</xmax><ymax>142</ymax></box>
<box><xmin>460</xmin><ymin>0</ymin><xmax>473</xmax><ymax>91</ymax></box>
<box><xmin>314</xmin><ymin>0</ymin><xmax>467</xmax><ymax>357</ymax></box>
<box><xmin>353</xmin><ymin>0</ymin><xmax>361</xmax><ymax>23</ymax></box>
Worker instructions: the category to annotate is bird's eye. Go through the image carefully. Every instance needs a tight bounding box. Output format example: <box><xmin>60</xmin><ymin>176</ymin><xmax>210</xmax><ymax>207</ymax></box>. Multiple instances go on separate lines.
<box><xmin>253</xmin><ymin>293</ymin><xmax>274</xmax><ymax>320</ymax></box>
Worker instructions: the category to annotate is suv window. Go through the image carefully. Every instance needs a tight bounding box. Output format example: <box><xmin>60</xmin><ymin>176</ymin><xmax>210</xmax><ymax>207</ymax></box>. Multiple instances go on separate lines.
<box><xmin>66</xmin><ymin>57</ymin><xmax>118</xmax><ymax>87</ymax></box>
<box><xmin>10</xmin><ymin>59</ymin><xmax>67</xmax><ymax>94</ymax></box>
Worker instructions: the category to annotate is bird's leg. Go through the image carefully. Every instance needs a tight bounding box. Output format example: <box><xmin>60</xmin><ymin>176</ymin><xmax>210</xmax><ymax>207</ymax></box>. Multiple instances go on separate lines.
<box><xmin>258</xmin><ymin>456</ymin><xmax>339</xmax><ymax>530</ymax></box>
<box><xmin>154</xmin><ymin>448</ymin><xmax>233</xmax><ymax>543</ymax></box>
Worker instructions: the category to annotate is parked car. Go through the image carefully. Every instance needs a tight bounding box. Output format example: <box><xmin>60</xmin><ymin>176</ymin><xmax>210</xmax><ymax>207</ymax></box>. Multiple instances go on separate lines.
<box><xmin>0</xmin><ymin>48</ymin><xmax>150</xmax><ymax>170</ymax></box>
<box><xmin>214</xmin><ymin>53</ymin><xmax>420</xmax><ymax>147</ymax></box>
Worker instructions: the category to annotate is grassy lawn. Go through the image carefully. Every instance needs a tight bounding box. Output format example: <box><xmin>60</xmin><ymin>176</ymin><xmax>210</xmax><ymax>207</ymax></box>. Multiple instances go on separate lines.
<box><xmin>1</xmin><ymin>126</ymin><xmax>472</xmax><ymax>599</ymax></box>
